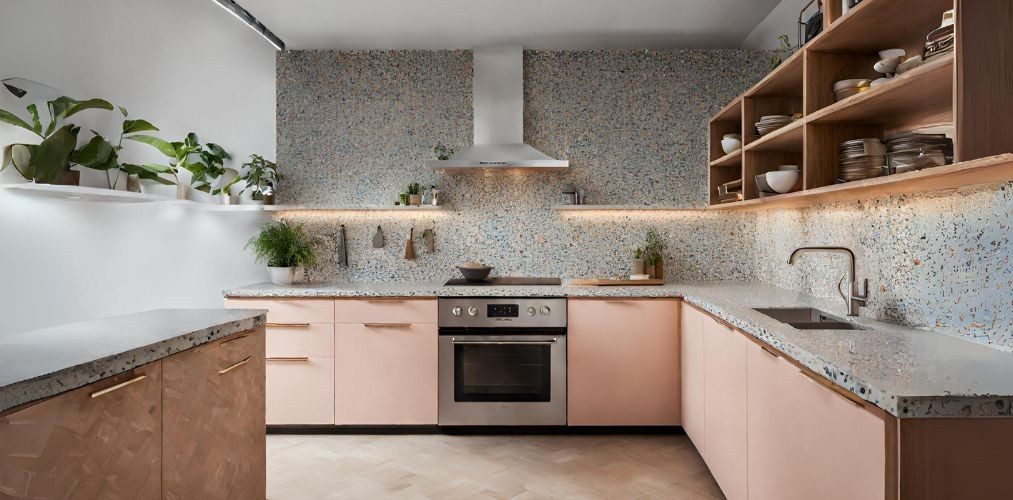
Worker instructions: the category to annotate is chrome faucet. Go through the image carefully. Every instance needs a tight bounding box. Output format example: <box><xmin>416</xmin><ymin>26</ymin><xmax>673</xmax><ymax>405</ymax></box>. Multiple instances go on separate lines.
<box><xmin>787</xmin><ymin>246</ymin><xmax>868</xmax><ymax>316</ymax></box>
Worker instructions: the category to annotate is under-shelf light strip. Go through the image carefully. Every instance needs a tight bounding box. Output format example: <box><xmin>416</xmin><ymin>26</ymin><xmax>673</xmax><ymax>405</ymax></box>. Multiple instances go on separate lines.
<box><xmin>210</xmin><ymin>0</ymin><xmax>286</xmax><ymax>51</ymax></box>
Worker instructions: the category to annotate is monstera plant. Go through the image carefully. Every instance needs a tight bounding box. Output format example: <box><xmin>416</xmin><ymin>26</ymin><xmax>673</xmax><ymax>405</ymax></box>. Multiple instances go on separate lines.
<box><xmin>0</xmin><ymin>96</ymin><xmax>113</xmax><ymax>184</ymax></box>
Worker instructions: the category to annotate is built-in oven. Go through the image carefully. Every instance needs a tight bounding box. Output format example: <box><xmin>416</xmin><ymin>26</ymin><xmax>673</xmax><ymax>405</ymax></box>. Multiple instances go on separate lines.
<box><xmin>438</xmin><ymin>297</ymin><xmax>567</xmax><ymax>426</ymax></box>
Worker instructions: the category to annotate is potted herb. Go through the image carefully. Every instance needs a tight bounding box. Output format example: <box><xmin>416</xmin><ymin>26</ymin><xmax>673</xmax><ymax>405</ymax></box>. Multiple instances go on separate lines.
<box><xmin>633</xmin><ymin>247</ymin><xmax>645</xmax><ymax>276</ymax></box>
<box><xmin>433</xmin><ymin>142</ymin><xmax>455</xmax><ymax>160</ymax></box>
<box><xmin>407</xmin><ymin>182</ymin><xmax>422</xmax><ymax>206</ymax></box>
<box><xmin>245</xmin><ymin>220</ymin><xmax>317</xmax><ymax>285</ymax></box>
<box><xmin>643</xmin><ymin>228</ymin><xmax>665</xmax><ymax>279</ymax></box>
<box><xmin>239</xmin><ymin>154</ymin><xmax>281</xmax><ymax>205</ymax></box>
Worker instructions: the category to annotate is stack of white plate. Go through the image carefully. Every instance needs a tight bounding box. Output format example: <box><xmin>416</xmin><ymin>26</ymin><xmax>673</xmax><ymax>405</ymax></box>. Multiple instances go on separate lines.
<box><xmin>755</xmin><ymin>115</ymin><xmax>793</xmax><ymax>136</ymax></box>
<box><xmin>838</xmin><ymin>138</ymin><xmax>886</xmax><ymax>182</ymax></box>
<box><xmin>833</xmin><ymin>79</ymin><xmax>871</xmax><ymax>102</ymax></box>
<box><xmin>884</xmin><ymin>133</ymin><xmax>953</xmax><ymax>174</ymax></box>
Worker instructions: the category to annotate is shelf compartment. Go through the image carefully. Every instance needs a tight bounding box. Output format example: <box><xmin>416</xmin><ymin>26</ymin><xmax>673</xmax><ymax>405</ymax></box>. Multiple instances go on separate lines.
<box><xmin>807</xmin><ymin>54</ymin><xmax>954</xmax><ymax>135</ymax></box>
<box><xmin>709</xmin><ymin>165</ymin><xmax>743</xmax><ymax>207</ymax></box>
<box><xmin>709</xmin><ymin>149</ymin><xmax>742</xmax><ymax>168</ymax></box>
<box><xmin>803</xmin><ymin>123</ymin><xmax>885</xmax><ymax>191</ymax></box>
<box><xmin>743</xmin><ymin>150</ymin><xmax>804</xmax><ymax>201</ymax></box>
<box><xmin>709</xmin><ymin>97</ymin><xmax>743</xmax><ymax>163</ymax></box>
<box><xmin>709</xmin><ymin>154</ymin><xmax>1013</xmax><ymax>211</ymax></box>
<box><xmin>710</xmin><ymin>96</ymin><xmax>743</xmax><ymax>123</ymax></box>
<box><xmin>745</xmin><ymin>119</ymin><xmax>804</xmax><ymax>153</ymax></box>
<box><xmin>746</xmin><ymin>49</ymin><xmax>804</xmax><ymax>99</ymax></box>
<box><xmin>809</xmin><ymin>0</ymin><xmax>955</xmax><ymax>55</ymax></box>
<box><xmin>743</xmin><ymin>96</ymin><xmax>803</xmax><ymax>146</ymax></box>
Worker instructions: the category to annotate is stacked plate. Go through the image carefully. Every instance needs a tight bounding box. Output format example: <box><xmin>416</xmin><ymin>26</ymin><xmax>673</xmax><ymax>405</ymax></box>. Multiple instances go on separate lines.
<box><xmin>884</xmin><ymin>133</ymin><xmax>953</xmax><ymax>174</ymax></box>
<box><xmin>833</xmin><ymin>79</ymin><xmax>871</xmax><ymax>102</ymax></box>
<box><xmin>755</xmin><ymin>115</ymin><xmax>793</xmax><ymax>136</ymax></box>
<box><xmin>838</xmin><ymin>138</ymin><xmax>886</xmax><ymax>182</ymax></box>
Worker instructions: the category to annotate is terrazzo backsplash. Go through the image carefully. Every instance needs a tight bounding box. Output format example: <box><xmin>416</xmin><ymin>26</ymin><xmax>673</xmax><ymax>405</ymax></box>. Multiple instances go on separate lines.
<box><xmin>275</xmin><ymin>49</ymin><xmax>1011</xmax><ymax>350</ymax></box>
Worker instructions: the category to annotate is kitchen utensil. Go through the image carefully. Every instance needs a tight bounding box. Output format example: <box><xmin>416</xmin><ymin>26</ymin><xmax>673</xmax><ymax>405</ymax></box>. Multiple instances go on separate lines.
<box><xmin>404</xmin><ymin>227</ymin><xmax>416</xmax><ymax>260</ymax></box>
<box><xmin>721</xmin><ymin>137</ymin><xmax>742</xmax><ymax>155</ymax></box>
<box><xmin>457</xmin><ymin>262</ymin><xmax>493</xmax><ymax>282</ymax></box>
<box><xmin>421</xmin><ymin>228</ymin><xmax>436</xmax><ymax>253</ymax></box>
<box><xmin>765</xmin><ymin>170</ymin><xmax>802</xmax><ymax>194</ymax></box>
<box><xmin>372</xmin><ymin>226</ymin><xmax>385</xmax><ymax>248</ymax></box>
<box><xmin>874</xmin><ymin>56</ymin><xmax>903</xmax><ymax>74</ymax></box>
<box><xmin>571</xmin><ymin>279</ymin><xmax>665</xmax><ymax>286</ymax></box>
<box><xmin>338</xmin><ymin>225</ymin><xmax>348</xmax><ymax>267</ymax></box>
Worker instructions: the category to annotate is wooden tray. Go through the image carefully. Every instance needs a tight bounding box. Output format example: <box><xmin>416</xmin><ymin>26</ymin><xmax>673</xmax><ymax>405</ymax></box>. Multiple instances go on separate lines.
<box><xmin>571</xmin><ymin>279</ymin><xmax>666</xmax><ymax>286</ymax></box>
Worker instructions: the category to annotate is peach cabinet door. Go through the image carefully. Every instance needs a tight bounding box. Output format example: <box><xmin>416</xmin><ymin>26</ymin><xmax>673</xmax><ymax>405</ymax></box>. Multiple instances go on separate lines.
<box><xmin>267</xmin><ymin>356</ymin><xmax>335</xmax><ymax>425</ymax></box>
<box><xmin>0</xmin><ymin>362</ymin><xmax>162</xmax><ymax>499</ymax></box>
<box><xmin>567</xmin><ymin>299</ymin><xmax>681</xmax><ymax>426</ymax></box>
<box><xmin>224</xmin><ymin>297</ymin><xmax>334</xmax><ymax>324</ymax></box>
<box><xmin>334</xmin><ymin>323</ymin><xmax>438</xmax><ymax>425</ymax></box>
<box><xmin>703</xmin><ymin>316</ymin><xmax>748</xmax><ymax>500</ymax></box>
<box><xmin>333</xmin><ymin>299</ymin><xmax>437</xmax><ymax>324</ymax></box>
<box><xmin>747</xmin><ymin>339</ymin><xmax>886</xmax><ymax>500</ymax></box>
<box><xmin>680</xmin><ymin>302</ymin><xmax>706</xmax><ymax>451</ymax></box>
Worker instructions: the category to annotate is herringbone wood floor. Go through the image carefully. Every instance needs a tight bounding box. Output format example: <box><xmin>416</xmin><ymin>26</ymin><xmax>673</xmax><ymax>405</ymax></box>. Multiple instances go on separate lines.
<box><xmin>267</xmin><ymin>434</ymin><xmax>724</xmax><ymax>499</ymax></box>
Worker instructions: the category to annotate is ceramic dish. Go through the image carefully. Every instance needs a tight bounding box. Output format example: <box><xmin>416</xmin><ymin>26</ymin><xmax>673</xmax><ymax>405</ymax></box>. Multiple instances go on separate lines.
<box><xmin>833</xmin><ymin>79</ymin><xmax>871</xmax><ymax>93</ymax></box>
<box><xmin>721</xmin><ymin>137</ymin><xmax>742</xmax><ymax>155</ymax></box>
<box><xmin>878</xmin><ymin>48</ymin><xmax>905</xmax><ymax>60</ymax></box>
<box><xmin>765</xmin><ymin>170</ymin><xmax>801</xmax><ymax>194</ymax></box>
<box><xmin>896</xmin><ymin>56</ymin><xmax>923</xmax><ymax>74</ymax></box>
<box><xmin>874</xmin><ymin>56</ymin><xmax>904</xmax><ymax>74</ymax></box>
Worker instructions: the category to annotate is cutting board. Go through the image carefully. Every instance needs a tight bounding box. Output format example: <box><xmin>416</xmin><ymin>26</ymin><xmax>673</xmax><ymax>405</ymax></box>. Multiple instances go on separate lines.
<box><xmin>571</xmin><ymin>279</ymin><xmax>666</xmax><ymax>286</ymax></box>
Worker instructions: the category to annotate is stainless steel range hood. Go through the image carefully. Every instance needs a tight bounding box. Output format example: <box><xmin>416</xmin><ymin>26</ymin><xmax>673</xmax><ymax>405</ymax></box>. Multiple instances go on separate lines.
<box><xmin>427</xmin><ymin>46</ymin><xmax>568</xmax><ymax>171</ymax></box>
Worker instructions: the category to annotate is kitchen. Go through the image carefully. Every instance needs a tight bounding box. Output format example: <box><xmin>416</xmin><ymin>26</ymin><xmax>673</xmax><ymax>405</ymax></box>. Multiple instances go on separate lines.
<box><xmin>1</xmin><ymin>0</ymin><xmax>1011</xmax><ymax>499</ymax></box>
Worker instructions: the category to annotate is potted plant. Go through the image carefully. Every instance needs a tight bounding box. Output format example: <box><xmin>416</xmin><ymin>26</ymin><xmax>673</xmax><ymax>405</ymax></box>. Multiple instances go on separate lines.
<box><xmin>433</xmin><ymin>142</ymin><xmax>455</xmax><ymax>160</ymax></box>
<box><xmin>407</xmin><ymin>182</ymin><xmax>422</xmax><ymax>206</ymax></box>
<box><xmin>632</xmin><ymin>247</ymin><xmax>645</xmax><ymax>276</ymax></box>
<box><xmin>245</xmin><ymin>220</ymin><xmax>317</xmax><ymax>285</ymax></box>
<box><xmin>70</xmin><ymin>106</ymin><xmax>174</xmax><ymax>191</ymax></box>
<box><xmin>643</xmin><ymin>228</ymin><xmax>665</xmax><ymax>280</ymax></box>
<box><xmin>239</xmin><ymin>154</ymin><xmax>281</xmax><ymax>205</ymax></box>
<box><xmin>128</xmin><ymin>132</ymin><xmax>234</xmax><ymax>202</ymax></box>
<box><xmin>0</xmin><ymin>96</ymin><xmax>114</xmax><ymax>185</ymax></box>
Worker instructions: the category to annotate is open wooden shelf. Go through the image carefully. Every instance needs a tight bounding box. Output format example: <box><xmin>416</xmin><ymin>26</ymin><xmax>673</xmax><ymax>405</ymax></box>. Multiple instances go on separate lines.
<box><xmin>810</xmin><ymin>0</ymin><xmax>955</xmax><ymax>54</ymax></box>
<box><xmin>711</xmin><ymin>96</ymin><xmax>742</xmax><ymax>123</ymax></box>
<box><xmin>709</xmin><ymin>154</ymin><xmax>1013</xmax><ymax>211</ymax></box>
<box><xmin>745</xmin><ymin>119</ymin><xmax>804</xmax><ymax>153</ymax></box>
<box><xmin>552</xmin><ymin>205</ymin><xmax>698</xmax><ymax>212</ymax></box>
<box><xmin>745</xmin><ymin>49</ymin><xmax>804</xmax><ymax>98</ymax></box>
<box><xmin>709</xmin><ymin>149</ymin><xmax>742</xmax><ymax>168</ymax></box>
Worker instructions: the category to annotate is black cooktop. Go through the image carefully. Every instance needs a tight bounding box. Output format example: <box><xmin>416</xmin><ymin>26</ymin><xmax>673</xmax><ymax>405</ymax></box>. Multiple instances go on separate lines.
<box><xmin>443</xmin><ymin>277</ymin><xmax>562</xmax><ymax>286</ymax></box>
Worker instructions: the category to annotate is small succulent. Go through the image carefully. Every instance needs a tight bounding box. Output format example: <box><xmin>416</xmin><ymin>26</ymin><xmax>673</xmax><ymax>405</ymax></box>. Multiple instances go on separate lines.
<box><xmin>407</xmin><ymin>182</ymin><xmax>421</xmax><ymax>195</ymax></box>
<box><xmin>433</xmin><ymin>142</ymin><xmax>455</xmax><ymax>160</ymax></box>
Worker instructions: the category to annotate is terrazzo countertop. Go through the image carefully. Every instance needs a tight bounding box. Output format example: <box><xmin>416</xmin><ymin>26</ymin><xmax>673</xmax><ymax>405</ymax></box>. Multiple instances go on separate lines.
<box><xmin>226</xmin><ymin>281</ymin><xmax>1013</xmax><ymax>419</ymax></box>
<box><xmin>0</xmin><ymin>309</ymin><xmax>265</xmax><ymax>414</ymax></box>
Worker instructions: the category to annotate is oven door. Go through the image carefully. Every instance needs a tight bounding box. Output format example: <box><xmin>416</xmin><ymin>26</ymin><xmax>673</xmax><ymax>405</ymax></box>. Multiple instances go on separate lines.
<box><xmin>439</xmin><ymin>333</ymin><xmax>566</xmax><ymax>426</ymax></box>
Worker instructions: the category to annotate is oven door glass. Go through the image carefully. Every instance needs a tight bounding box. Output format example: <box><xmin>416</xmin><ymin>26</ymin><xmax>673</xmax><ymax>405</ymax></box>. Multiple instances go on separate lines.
<box><xmin>454</xmin><ymin>340</ymin><xmax>552</xmax><ymax>402</ymax></box>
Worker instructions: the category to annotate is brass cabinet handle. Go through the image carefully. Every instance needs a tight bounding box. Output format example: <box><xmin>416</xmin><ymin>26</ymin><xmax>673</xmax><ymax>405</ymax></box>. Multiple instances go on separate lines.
<box><xmin>798</xmin><ymin>369</ymin><xmax>864</xmax><ymax>408</ymax></box>
<box><xmin>90</xmin><ymin>375</ymin><xmax>147</xmax><ymax>399</ymax></box>
<box><xmin>266</xmin><ymin>356</ymin><xmax>310</xmax><ymax>362</ymax></box>
<box><xmin>219</xmin><ymin>334</ymin><xmax>249</xmax><ymax>345</ymax></box>
<box><xmin>759</xmin><ymin>345</ymin><xmax>780</xmax><ymax>358</ymax></box>
<box><xmin>219</xmin><ymin>357</ymin><xmax>252</xmax><ymax>375</ymax></box>
<box><xmin>364</xmin><ymin>299</ymin><xmax>404</xmax><ymax>303</ymax></box>
<box><xmin>363</xmin><ymin>323</ymin><xmax>412</xmax><ymax>328</ymax></box>
<box><xmin>266</xmin><ymin>322</ymin><xmax>311</xmax><ymax>328</ymax></box>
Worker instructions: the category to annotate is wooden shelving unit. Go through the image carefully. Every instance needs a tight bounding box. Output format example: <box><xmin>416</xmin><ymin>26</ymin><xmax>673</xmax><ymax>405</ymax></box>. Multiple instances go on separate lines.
<box><xmin>706</xmin><ymin>0</ymin><xmax>1013</xmax><ymax>209</ymax></box>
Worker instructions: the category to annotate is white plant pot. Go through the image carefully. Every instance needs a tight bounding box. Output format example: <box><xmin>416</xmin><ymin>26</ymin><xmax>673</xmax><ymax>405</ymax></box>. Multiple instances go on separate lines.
<box><xmin>138</xmin><ymin>179</ymin><xmax>178</xmax><ymax>199</ymax></box>
<box><xmin>268</xmin><ymin>266</ymin><xmax>295</xmax><ymax>285</ymax></box>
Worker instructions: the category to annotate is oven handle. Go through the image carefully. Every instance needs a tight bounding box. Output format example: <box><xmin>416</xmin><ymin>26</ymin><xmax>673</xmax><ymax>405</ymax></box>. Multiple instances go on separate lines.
<box><xmin>451</xmin><ymin>339</ymin><xmax>558</xmax><ymax>345</ymax></box>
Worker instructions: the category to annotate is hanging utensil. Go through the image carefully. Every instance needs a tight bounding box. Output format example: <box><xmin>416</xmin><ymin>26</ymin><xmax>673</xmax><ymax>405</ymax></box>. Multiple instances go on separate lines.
<box><xmin>404</xmin><ymin>227</ymin><xmax>416</xmax><ymax>260</ymax></box>
<box><xmin>372</xmin><ymin>225</ymin><xmax>385</xmax><ymax>248</ymax></box>
<box><xmin>338</xmin><ymin>225</ymin><xmax>348</xmax><ymax>267</ymax></box>
<box><xmin>421</xmin><ymin>228</ymin><xmax>436</xmax><ymax>253</ymax></box>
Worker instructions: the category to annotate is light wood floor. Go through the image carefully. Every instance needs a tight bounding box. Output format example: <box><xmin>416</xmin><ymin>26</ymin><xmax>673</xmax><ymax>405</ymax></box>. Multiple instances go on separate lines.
<box><xmin>267</xmin><ymin>434</ymin><xmax>724</xmax><ymax>499</ymax></box>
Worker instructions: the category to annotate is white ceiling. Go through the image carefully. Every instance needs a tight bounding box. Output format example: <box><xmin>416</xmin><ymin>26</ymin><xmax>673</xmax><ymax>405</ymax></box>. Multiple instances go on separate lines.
<box><xmin>237</xmin><ymin>0</ymin><xmax>783</xmax><ymax>50</ymax></box>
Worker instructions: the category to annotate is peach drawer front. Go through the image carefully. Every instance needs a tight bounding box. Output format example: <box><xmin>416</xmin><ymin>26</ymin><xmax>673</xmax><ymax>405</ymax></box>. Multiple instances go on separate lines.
<box><xmin>224</xmin><ymin>298</ymin><xmax>334</xmax><ymax>324</ymax></box>
<box><xmin>266</xmin><ymin>323</ymin><xmax>334</xmax><ymax>358</ymax></box>
<box><xmin>333</xmin><ymin>323</ymin><xmax>438</xmax><ymax>425</ymax></box>
<box><xmin>266</xmin><ymin>356</ymin><xmax>334</xmax><ymax>425</ymax></box>
<box><xmin>333</xmin><ymin>299</ymin><xmax>437</xmax><ymax>325</ymax></box>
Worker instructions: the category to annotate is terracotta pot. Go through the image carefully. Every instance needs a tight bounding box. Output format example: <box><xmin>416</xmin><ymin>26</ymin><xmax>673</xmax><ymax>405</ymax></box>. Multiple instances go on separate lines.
<box><xmin>655</xmin><ymin>259</ymin><xmax>665</xmax><ymax>280</ymax></box>
<box><xmin>633</xmin><ymin>259</ymin><xmax>645</xmax><ymax>275</ymax></box>
<box><xmin>409</xmin><ymin>194</ymin><xmax>422</xmax><ymax>206</ymax></box>
<box><xmin>645</xmin><ymin>264</ymin><xmax>656</xmax><ymax>279</ymax></box>
<box><xmin>38</xmin><ymin>170</ymin><xmax>80</xmax><ymax>186</ymax></box>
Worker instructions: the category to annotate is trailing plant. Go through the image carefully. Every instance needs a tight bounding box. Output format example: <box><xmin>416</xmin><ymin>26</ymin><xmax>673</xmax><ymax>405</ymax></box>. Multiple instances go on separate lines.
<box><xmin>433</xmin><ymin>142</ymin><xmax>455</xmax><ymax>161</ymax></box>
<box><xmin>245</xmin><ymin>220</ymin><xmax>317</xmax><ymax>268</ymax></box>
<box><xmin>642</xmin><ymin>228</ymin><xmax>664</xmax><ymax>266</ymax></box>
<box><xmin>240</xmin><ymin>154</ymin><xmax>281</xmax><ymax>200</ymax></box>
<box><xmin>407</xmin><ymin>182</ymin><xmax>421</xmax><ymax>195</ymax></box>
<box><xmin>0</xmin><ymin>96</ymin><xmax>113</xmax><ymax>183</ymax></box>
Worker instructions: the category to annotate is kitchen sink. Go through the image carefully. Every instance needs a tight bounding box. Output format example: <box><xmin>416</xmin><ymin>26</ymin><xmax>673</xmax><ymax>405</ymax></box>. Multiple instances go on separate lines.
<box><xmin>753</xmin><ymin>307</ymin><xmax>865</xmax><ymax>331</ymax></box>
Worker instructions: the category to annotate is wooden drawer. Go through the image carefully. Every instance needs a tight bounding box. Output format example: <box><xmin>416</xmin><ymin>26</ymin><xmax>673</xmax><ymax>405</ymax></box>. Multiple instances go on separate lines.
<box><xmin>266</xmin><ymin>323</ymin><xmax>334</xmax><ymax>358</ymax></box>
<box><xmin>333</xmin><ymin>323</ymin><xmax>438</xmax><ymax>425</ymax></box>
<box><xmin>225</xmin><ymin>298</ymin><xmax>334</xmax><ymax>324</ymax></box>
<box><xmin>333</xmin><ymin>298</ymin><xmax>437</xmax><ymax>325</ymax></box>
<box><xmin>266</xmin><ymin>356</ymin><xmax>334</xmax><ymax>425</ymax></box>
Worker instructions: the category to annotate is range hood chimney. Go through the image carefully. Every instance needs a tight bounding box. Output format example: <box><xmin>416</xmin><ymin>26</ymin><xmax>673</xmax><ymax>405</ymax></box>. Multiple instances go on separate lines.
<box><xmin>427</xmin><ymin>46</ymin><xmax>569</xmax><ymax>171</ymax></box>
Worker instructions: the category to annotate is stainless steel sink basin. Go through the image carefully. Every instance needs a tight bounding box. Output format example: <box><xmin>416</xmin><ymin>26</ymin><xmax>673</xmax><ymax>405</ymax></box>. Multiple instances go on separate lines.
<box><xmin>753</xmin><ymin>307</ymin><xmax>865</xmax><ymax>330</ymax></box>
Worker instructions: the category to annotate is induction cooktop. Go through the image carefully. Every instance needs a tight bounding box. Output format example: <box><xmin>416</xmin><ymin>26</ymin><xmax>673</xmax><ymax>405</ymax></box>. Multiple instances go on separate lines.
<box><xmin>443</xmin><ymin>277</ymin><xmax>562</xmax><ymax>286</ymax></box>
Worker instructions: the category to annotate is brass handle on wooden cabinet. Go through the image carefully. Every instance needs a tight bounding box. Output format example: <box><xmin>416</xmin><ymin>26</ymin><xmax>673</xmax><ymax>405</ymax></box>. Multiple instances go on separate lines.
<box><xmin>266</xmin><ymin>356</ymin><xmax>310</xmax><ymax>362</ymax></box>
<box><xmin>90</xmin><ymin>375</ymin><xmax>147</xmax><ymax>399</ymax></box>
<box><xmin>363</xmin><ymin>323</ymin><xmax>412</xmax><ymax>328</ymax></box>
<box><xmin>759</xmin><ymin>345</ymin><xmax>780</xmax><ymax>358</ymax></box>
<box><xmin>266</xmin><ymin>322</ymin><xmax>311</xmax><ymax>328</ymax></box>
<box><xmin>218</xmin><ymin>334</ymin><xmax>249</xmax><ymax>345</ymax></box>
<box><xmin>798</xmin><ymin>369</ymin><xmax>865</xmax><ymax>408</ymax></box>
<box><xmin>219</xmin><ymin>357</ymin><xmax>252</xmax><ymax>375</ymax></box>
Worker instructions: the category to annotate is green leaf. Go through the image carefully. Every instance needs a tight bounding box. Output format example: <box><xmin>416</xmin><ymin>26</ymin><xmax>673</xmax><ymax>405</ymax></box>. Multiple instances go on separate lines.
<box><xmin>122</xmin><ymin>163</ymin><xmax>175</xmax><ymax>183</ymax></box>
<box><xmin>72</xmin><ymin>135</ymin><xmax>116</xmax><ymax>169</ymax></box>
<box><xmin>122</xmin><ymin>119</ymin><xmax>159</xmax><ymax>135</ymax></box>
<box><xmin>31</xmin><ymin>125</ymin><xmax>79</xmax><ymax>183</ymax></box>
<box><xmin>118</xmin><ymin>106</ymin><xmax>128</xmax><ymax>117</ymax></box>
<box><xmin>125</xmin><ymin>134</ymin><xmax>176</xmax><ymax>157</ymax></box>
<box><xmin>0</xmin><ymin>108</ymin><xmax>39</xmax><ymax>135</ymax></box>
<box><xmin>2</xmin><ymin>144</ymin><xmax>35</xmax><ymax>179</ymax></box>
<box><xmin>62</xmin><ymin>98</ymin><xmax>114</xmax><ymax>118</ymax></box>
<box><xmin>26</xmin><ymin>104</ymin><xmax>42</xmax><ymax>134</ymax></box>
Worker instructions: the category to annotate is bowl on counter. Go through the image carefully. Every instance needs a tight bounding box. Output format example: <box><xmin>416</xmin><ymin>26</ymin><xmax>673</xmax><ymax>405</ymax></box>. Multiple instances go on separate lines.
<box><xmin>457</xmin><ymin>262</ymin><xmax>494</xmax><ymax>282</ymax></box>
<box><xmin>765</xmin><ymin>170</ymin><xmax>802</xmax><ymax>194</ymax></box>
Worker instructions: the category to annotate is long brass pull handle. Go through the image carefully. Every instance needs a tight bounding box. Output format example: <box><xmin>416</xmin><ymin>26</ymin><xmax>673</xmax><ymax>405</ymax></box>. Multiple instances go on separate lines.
<box><xmin>799</xmin><ymin>369</ymin><xmax>864</xmax><ymax>408</ymax></box>
<box><xmin>363</xmin><ymin>323</ymin><xmax>412</xmax><ymax>328</ymax></box>
<box><xmin>91</xmin><ymin>375</ymin><xmax>147</xmax><ymax>398</ymax></box>
<box><xmin>364</xmin><ymin>299</ymin><xmax>404</xmax><ymax>303</ymax></box>
<box><xmin>267</xmin><ymin>322</ymin><xmax>311</xmax><ymax>328</ymax></box>
<box><xmin>759</xmin><ymin>345</ymin><xmax>780</xmax><ymax>358</ymax></box>
<box><xmin>266</xmin><ymin>356</ymin><xmax>310</xmax><ymax>362</ymax></box>
<box><xmin>219</xmin><ymin>334</ymin><xmax>249</xmax><ymax>345</ymax></box>
<box><xmin>219</xmin><ymin>357</ymin><xmax>251</xmax><ymax>375</ymax></box>
<box><xmin>452</xmin><ymin>339</ymin><xmax>558</xmax><ymax>345</ymax></box>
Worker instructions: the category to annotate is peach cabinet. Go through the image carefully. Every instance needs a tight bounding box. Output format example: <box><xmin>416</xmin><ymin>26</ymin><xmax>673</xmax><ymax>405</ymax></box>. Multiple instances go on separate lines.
<box><xmin>702</xmin><ymin>314</ymin><xmax>748</xmax><ymax>500</ymax></box>
<box><xmin>746</xmin><ymin>341</ymin><xmax>886</xmax><ymax>500</ymax></box>
<box><xmin>680</xmin><ymin>302</ymin><xmax>707</xmax><ymax>450</ymax></box>
<box><xmin>334</xmin><ymin>298</ymin><xmax>438</xmax><ymax>324</ymax></box>
<box><xmin>567</xmin><ymin>299</ymin><xmax>681</xmax><ymax>426</ymax></box>
<box><xmin>0</xmin><ymin>362</ymin><xmax>162</xmax><ymax>499</ymax></box>
<box><xmin>224</xmin><ymin>297</ymin><xmax>334</xmax><ymax>324</ymax></box>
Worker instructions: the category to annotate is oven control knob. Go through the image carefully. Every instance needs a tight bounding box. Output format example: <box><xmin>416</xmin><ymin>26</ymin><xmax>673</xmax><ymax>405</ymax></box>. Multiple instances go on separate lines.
<box><xmin>540</xmin><ymin>306</ymin><xmax>551</xmax><ymax>315</ymax></box>
<box><xmin>527</xmin><ymin>306</ymin><xmax>537</xmax><ymax>316</ymax></box>
<box><xmin>468</xmin><ymin>306</ymin><xmax>479</xmax><ymax>316</ymax></box>
<box><xmin>452</xmin><ymin>306</ymin><xmax>463</xmax><ymax>317</ymax></box>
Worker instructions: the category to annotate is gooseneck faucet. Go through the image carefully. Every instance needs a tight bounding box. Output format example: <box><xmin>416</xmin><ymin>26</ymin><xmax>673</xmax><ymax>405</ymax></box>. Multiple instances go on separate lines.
<box><xmin>788</xmin><ymin>246</ymin><xmax>868</xmax><ymax>316</ymax></box>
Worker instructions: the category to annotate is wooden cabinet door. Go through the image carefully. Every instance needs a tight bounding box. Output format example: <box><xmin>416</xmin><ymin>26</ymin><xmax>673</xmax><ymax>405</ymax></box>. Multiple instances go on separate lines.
<box><xmin>162</xmin><ymin>329</ymin><xmax>266</xmax><ymax>500</ymax></box>
<box><xmin>747</xmin><ymin>340</ymin><xmax>886</xmax><ymax>500</ymax></box>
<box><xmin>333</xmin><ymin>322</ymin><xmax>438</xmax><ymax>425</ymax></box>
<box><xmin>567</xmin><ymin>299</ymin><xmax>681</xmax><ymax>426</ymax></box>
<box><xmin>0</xmin><ymin>362</ymin><xmax>162</xmax><ymax>499</ymax></box>
<box><xmin>702</xmin><ymin>316</ymin><xmax>748</xmax><ymax>500</ymax></box>
<box><xmin>680</xmin><ymin>302</ymin><xmax>706</xmax><ymax>449</ymax></box>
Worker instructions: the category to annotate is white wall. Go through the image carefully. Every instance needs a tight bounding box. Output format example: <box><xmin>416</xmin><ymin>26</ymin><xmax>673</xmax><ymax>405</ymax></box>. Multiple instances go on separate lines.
<box><xmin>741</xmin><ymin>0</ymin><xmax>808</xmax><ymax>50</ymax></box>
<box><xmin>0</xmin><ymin>0</ymin><xmax>277</xmax><ymax>335</ymax></box>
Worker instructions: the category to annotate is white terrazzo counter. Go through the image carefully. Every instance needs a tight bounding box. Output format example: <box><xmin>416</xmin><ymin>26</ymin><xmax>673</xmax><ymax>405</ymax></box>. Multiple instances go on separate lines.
<box><xmin>0</xmin><ymin>309</ymin><xmax>265</xmax><ymax>414</ymax></box>
<box><xmin>225</xmin><ymin>281</ymin><xmax>1013</xmax><ymax>419</ymax></box>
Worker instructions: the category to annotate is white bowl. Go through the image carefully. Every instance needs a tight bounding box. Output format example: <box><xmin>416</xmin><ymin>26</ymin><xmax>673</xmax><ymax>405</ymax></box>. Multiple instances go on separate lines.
<box><xmin>778</xmin><ymin>164</ymin><xmax>800</xmax><ymax>171</ymax></box>
<box><xmin>721</xmin><ymin>137</ymin><xmax>742</xmax><ymax>155</ymax></box>
<box><xmin>878</xmin><ymin>48</ymin><xmax>905</xmax><ymax>60</ymax></box>
<box><xmin>874</xmin><ymin>56</ymin><xmax>903</xmax><ymax>74</ymax></box>
<box><xmin>896</xmin><ymin>56</ymin><xmax>923</xmax><ymax>74</ymax></box>
<box><xmin>722</xmin><ymin>133</ymin><xmax>741</xmax><ymax>140</ymax></box>
<box><xmin>765</xmin><ymin>170</ymin><xmax>801</xmax><ymax>194</ymax></box>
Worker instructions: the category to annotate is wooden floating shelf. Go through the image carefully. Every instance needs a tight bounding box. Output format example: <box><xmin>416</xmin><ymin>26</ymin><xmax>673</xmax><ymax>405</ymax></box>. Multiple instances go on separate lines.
<box><xmin>745</xmin><ymin>120</ymin><xmax>804</xmax><ymax>153</ymax></box>
<box><xmin>708</xmin><ymin>154</ymin><xmax>1013</xmax><ymax>211</ymax></box>
<box><xmin>809</xmin><ymin>0</ymin><xmax>955</xmax><ymax>53</ymax></box>
<box><xmin>709</xmin><ymin>150</ymin><xmax>742</xmax><ymax>168</ymax></box>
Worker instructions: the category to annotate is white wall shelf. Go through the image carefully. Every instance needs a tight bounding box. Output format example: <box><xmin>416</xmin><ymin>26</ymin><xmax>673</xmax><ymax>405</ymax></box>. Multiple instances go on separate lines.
<box><xmin>1</xmin><ymin>183</ymin><xmax>171</xmax><ymax>203</ymax></box>
<box><xmin>552</xmin><ymin>205</ymin><xmax>701</xmax><ymax>212</ymax></box>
